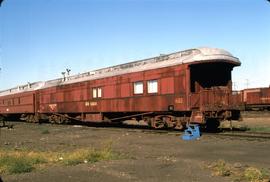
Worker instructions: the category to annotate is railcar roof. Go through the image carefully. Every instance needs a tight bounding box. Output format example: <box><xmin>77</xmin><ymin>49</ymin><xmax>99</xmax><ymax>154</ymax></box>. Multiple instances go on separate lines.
<box><xmin>0</xmin><ymin>47</ymin><xmax>240</xmax><ymax>96</ymax></box>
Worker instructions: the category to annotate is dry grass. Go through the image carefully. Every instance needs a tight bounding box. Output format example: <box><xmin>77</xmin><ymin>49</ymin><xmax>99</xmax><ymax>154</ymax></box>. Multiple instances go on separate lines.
<box><xmin>206</xmin><ymin>160</ymin><xmax>270</xmax><ymax>182</ymax></box>
<box><xmin>0</xmin><ymin>142</ymin><xmax>120</xmax><ymax>174</ymax></box>
<box><xmin>244</xmin><ymin>167</ymin><xmax>270</xmax><ymax>182</ymax></box>
<box><xmin>207</xmin><ymin>160</ymin><xmax>231</xmax><ymax>177</ymax></box>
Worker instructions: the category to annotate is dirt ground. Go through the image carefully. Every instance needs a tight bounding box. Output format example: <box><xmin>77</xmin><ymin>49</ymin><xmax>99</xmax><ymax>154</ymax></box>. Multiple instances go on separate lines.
<box><xmin>240</xmin><ymin>111</ymin><xmax>270</xmax><ymax>127</ymax></box>
<box><xmin>0</xmin><ymin>113</ymin><xmax>270</xmax><ymax>182</ymax></box>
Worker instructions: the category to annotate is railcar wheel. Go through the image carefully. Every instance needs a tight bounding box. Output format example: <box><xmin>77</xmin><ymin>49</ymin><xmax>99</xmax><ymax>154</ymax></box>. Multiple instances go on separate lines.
<box><xmin>148</xmin><ymin>117</ymin><xmax>165</xmax><ymax>129</ymax></box>
<box><xmin>152</xmin><ymin>122</ymin><xmax>165</xmax><ymax>129</ymax></box>
<box><xmin>49</xmin><ymin>114</ymin><xmax>69</xmax><ymax>124</ymax></box>
<box><xmin>174</xmin><ymin>122</ymin><xmax>184</xmax><ymax>130</ymax></box>
<box><xmin>24</xmin><ymin>115</ymin><xmax>39</xmax><ymax>123</ymax></box>
<box><xmin>49</xmin><ymin>115</ymin><xmax>57</xmax><ymax>124</ymax></box>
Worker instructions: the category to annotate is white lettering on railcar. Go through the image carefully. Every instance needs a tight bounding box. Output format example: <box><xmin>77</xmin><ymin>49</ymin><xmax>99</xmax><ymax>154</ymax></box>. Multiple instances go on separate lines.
<box><xmin>261</xmin><ymin>97</ymin><xmax>270</xmax><ymax>101</ymax></box>
<box><xmin>85</xmin><ymin>101</ymin><xmax>90</xmax><ymax>106</ymax></box>
<box><xmin>90</xmin><ymin>102</ymin><xmax>97</xmax><ymax>106</ymax></box>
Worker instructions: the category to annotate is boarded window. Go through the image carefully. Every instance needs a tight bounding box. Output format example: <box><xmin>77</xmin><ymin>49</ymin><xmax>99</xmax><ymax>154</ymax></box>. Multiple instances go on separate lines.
<box><xmin>134</xmin><ymin>81</ymin><xmax>143</xmax><ymax>94</ymax></box>
<box><xmin>161</xmin><ymin>77</ymin><xmax>174</xmax><ymax>94</ymax></box>
<box><xmin>147</xmin><ymin>80</ymin><xmax>158</xmax><ymax>93</ymax></box>
<box><xmin>121</xmin><ymin>83</ymin><xmax>130</xmax><ymax>97</ymax></box>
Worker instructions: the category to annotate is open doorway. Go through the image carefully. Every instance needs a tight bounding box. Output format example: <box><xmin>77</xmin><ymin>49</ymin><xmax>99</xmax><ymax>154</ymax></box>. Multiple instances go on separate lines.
<box><xmin>189</xmin><ymin>62</ymin><xmax>234</xmax><ymax>93</ymax></box>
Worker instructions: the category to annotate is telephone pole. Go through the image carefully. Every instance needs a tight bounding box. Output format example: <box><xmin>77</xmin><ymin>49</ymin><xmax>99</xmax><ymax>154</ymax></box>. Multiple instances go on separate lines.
<box><xmin>245</xmin><ymin>79</ymin><xmax>249</xmax><ymax>89</ymax></box>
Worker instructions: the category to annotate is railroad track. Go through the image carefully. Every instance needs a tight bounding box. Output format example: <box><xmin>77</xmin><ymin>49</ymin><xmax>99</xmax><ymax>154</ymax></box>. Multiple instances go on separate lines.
<box><xmin>4</xmin><ymin>121</ymin><xmax>270</xmax><ymax>140</ymax></box>
<box><xmin>88</xmin><ymin>124</ymin><xmax>270</xmax><ymax>140</ymax></box>
<box><xmin>83</xmin><ymin>124</ymin><xmax>270</xmax><ymax>140</ymax></box>
<box><xmin>216</xmin><ymin>131</ymin><xmax>270</xmax><ymax>140</ymax></box>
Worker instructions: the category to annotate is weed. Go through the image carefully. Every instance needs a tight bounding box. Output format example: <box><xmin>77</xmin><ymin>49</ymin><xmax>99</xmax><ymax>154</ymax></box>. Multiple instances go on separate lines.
<box><xmin>207</xmin><ymin>160</ymin><xmax>270</xmax><ymax>182</ymax></box>
<box><xmin>208</xmin><ymin>159</ymin><xmax>231</xmax><ymax>176</ymax></box>
<box><xmin>0</xmin><ymin>141</ymin><xmax>121</xmax><ymax>174</ymax></box>
<box><xmin>62</xmin><ymin>143</ymin><xmax>119</xmax><ymax>166</ymax></box>
<box><xmin>40</xmin><ymin>128</ymin><xmax>50</xmax><ymax>134</ymax></box>
<box><xmin>244</xmin><ymin>167</ymin><xmax>263</xmax><ymax>182</ymax></box>
<box><xmin>248</xmin><ymin>127</ymin><xmax>270</xmax><ymax>133</ymax></box>
<box><xmin>0</xmin><ymin>153</ymin><xmax>45</xmax><ymax>174</ymax></box>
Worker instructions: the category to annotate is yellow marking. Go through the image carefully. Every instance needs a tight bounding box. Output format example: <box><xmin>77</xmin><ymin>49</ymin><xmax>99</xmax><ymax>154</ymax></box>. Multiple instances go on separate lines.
<box><xmin>175</xmin><ymin>97</ymin><xmax>183</xmax><ymax>104</ymax></box>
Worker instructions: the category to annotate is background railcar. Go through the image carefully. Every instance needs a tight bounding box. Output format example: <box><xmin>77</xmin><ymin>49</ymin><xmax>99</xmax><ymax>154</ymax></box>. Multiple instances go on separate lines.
<box><xmin>0</xmin><ymin>47</ymin><xmax>241</xmax><ymax>129</ymax></box>
<box><xmin>0</xmin><ymin>91</ymin><xmax>36</xmax><ymax>121</ymax></box>
<box><xmin>241</xmin><ymin>87</ymin><xmax>270</xmax><ymax>111</ymax></box>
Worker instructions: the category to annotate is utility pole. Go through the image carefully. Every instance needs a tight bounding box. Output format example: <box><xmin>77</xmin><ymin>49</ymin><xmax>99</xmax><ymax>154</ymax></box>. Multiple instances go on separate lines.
<box><xmin>232</xmin><ymin>82</ymin><xmax>238</xmax><ymax>90</ymax></box>
<box><xmin>245</xmin><ymin>79</ymin><xmax>249</xmax><ymax>89</ymax></box>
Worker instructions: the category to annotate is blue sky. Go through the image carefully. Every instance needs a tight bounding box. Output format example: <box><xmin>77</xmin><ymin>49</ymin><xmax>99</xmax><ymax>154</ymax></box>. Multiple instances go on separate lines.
<box><xmin>0</xmin><ymin>0</ymin><xmax>269</xmax><ymax>90</ymax></box>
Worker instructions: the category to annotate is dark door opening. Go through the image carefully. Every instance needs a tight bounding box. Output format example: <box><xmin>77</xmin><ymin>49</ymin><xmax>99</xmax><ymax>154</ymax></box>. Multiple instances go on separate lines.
<box><xmin>190</xmin><ymin>62</ymin><xmax>234</xmax><ymax>93</ymax></box>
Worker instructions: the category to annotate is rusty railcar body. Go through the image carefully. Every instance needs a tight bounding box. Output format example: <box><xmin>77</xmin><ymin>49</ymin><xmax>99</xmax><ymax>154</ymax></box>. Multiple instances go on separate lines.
<box><xmin>241</xmin><ymin>87</ymin><xmax>270</xmax><ymax>111</ymax></box>
<box><xmin>0</xmin><ymin>47</ymin><xmax>241</xmax><ymax>129</ymax></box>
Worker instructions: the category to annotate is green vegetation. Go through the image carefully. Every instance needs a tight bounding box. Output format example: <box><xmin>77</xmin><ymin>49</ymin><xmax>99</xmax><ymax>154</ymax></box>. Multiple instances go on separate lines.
<box><xmin>0</xmin><ymin>151</ymin><xmax>46</xmax><ymax>174</ymax></box>
<box><xmin>40</xmin><ymin>128</ymin><xmax>50</xmax><ymax>134</ymax></box>
<box><xmin>248</xmin><ymin>127</ymin><xmax>270</xmax><ymax>133</ymax></box>
<box><xmin>206</xmin><ymin>160</ymin><xmax>270</xmax><ymax>182</ymax></box>
<box><xmin>0</xmin><ymin>142</ymin><xmax>120</xmax><ymax>174</ymax></box>
<box><xmin>61</xmin><ymin>142</ymin><xmax>119</xmax><ymax>166</ymax></box>
<box><xmin>244</xmin><ymin>167</ymin><xmax>270</xmax><ymax>182</ymax></box>
<box><xmin>220</xmin><ymin>122</ymin><xmax>270</xmax><ymax>133</ymax></box>
<box><xmin>208</xmin><ymin>160</ymin><xmax>231</xmax><ymax>177</ymax></box>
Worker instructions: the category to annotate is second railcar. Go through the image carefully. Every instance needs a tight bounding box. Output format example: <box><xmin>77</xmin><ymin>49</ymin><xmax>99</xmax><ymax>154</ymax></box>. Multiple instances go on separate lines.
<box><xmin>241</xmin><ymin>87</ymin><xmax>270</xmax><ymax>111</ymax></box>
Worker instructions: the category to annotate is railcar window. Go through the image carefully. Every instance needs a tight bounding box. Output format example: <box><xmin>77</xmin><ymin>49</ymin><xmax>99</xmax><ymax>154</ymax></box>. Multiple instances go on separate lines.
<box><xmin>147</xmin><ymin>80</ymin><xmax>158</xmax><ymax>93</ymax></box>
<box><xmin>134</xmin><ymin>81</ymin><xmax>143</xmax><ymax>94</ymax></box>
<box><xmin>98</xmin><ymin>88</ymin><xmax>102</xmax><ymax>98</ymax></box>
<box><xmin>92</xmin><ymin>87</ymin><xmax>102</xmax><ymax>98</ymax></box>
<box><xmin>93</xmin><ymin>88</ymin><xmax>97</xmax><ymax>98</ymax></box>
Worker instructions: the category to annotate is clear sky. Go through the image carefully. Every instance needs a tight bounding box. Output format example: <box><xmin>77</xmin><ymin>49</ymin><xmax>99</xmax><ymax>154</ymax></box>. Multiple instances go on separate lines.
<box><xmin>0</xmin><ymin>0</ymin><xmax>269</xmax><ymax>90</ymax></box>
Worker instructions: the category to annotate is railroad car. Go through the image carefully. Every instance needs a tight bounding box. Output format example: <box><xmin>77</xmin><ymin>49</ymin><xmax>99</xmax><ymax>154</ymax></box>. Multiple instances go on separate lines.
<box><xmin>241</xmin><ymin>87</ymin><xmax>270</xmax><ymax>111</ymax></box>
<box><xmin>0</xmin><ymin>47</ymin><xmax>241</xmax><ymax>130</ymax></box>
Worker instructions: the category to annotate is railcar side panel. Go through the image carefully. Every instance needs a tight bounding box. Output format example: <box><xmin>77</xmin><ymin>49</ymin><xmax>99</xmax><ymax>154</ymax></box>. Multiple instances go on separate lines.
<box><xmin>0</xmin><ymin>92</ymin><xmax>35</xmax><ymax>114</ymax></box>
<box><xmin>37</xmin><ymin>65</ymin><xmax>187</xmax><ymax>115</ymax></box>
<box><xmin>242</xmin><ymin>87</ymin><xmax>270</xmax><ymax>110</ymax></box>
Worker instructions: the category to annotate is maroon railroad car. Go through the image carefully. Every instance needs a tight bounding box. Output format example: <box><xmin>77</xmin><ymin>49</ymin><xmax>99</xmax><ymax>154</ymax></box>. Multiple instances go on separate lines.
<box><xmin>241</xmin><ymin>87</ymin><xmax>270</xmax><ymax>111</ymax></box>
<box><xmin>0</xmin><ymin>47</ymin><xmax>241</xmax><ymax>129</ymax></box>
<box><xmin>0</xmin><ymin>89</ymin><xmax>36</xmax><ymax>121</ymax></box>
